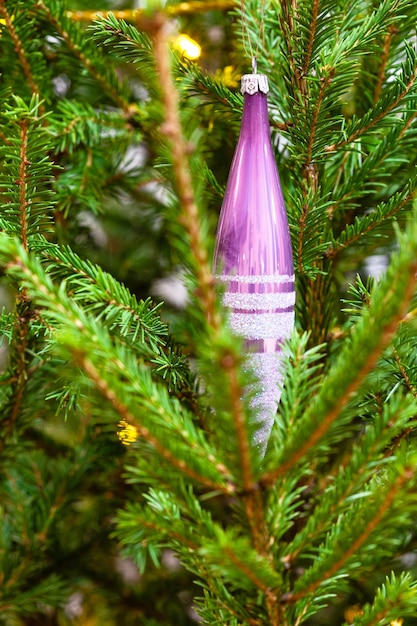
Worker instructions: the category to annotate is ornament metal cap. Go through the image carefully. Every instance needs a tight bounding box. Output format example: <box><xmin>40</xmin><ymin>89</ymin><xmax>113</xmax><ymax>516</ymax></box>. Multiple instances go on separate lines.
<box><xmin>240</xmin><ymin>73</ymin><xmax>269</xmax><ymax>95</ymax></box>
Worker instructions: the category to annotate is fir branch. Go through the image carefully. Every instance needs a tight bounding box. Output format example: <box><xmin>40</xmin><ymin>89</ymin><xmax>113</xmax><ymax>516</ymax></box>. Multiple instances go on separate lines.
<box><xmin>290</xmin><ymin>189</ymin><xmax>332</xmax><ymax>276</ymax></box>
<box><xmin>326</xmin><ymin>114</ymin><xmax>417</xmax><ymax>219</ymax></box>
<box><xmin>117</xmin><ymin>503</ymin><xmax>200</xmax><ymax>555</ymax></box>
<box><xmin>0</xmin><ymin>575</ymin><xmax>67</xmax><ymax>614</ymax></box>
<box><xmin>89</xmin><ymin>13</ymin><xmax>154</xmax><ymax>73</ymax></box>
<box><xmin>261</xmin><ymin>214</ymin><xmax>417</xmax><ymax>486</ymax></box>
<box><xmin>43</xmin><ymin>244</ymin><xmax>168</xmax><ymax>351</ymax></box>
<box><xmin>326</xmin><ymin>43</ymin><xmax>417</xmax><ymax>152</ymax></box>
<box><xmin>48</xmin><ymin>101</ymin><xmax>135</xmax><ymax>154</ymax></box>
<box><xmin>36</xmin><ymin>0</ymin><xmax>134</xmax><ymax>115</ymax></box>
<box><xmin>0</xmin><ymin>2</ymin><xmax>40</xmax><ymax>96</ymax></box>
<box><xmin>278</xmin><ymin>0</ymin><xmax>301</xmax><ymax>93</ymax></box>
<box><xmin>75</xmin><ymin>351</ymin><xmax>232</xmax><ymax>494</ymax></box>
<box><xmin>329</xmin><ymin>184</ymin><xmax>415</xmax><ymax>258</ymax></box>
<box><xmin>0</xmin><ymin>95</ymin><xmax>53</xmax><ymax>439</ymax></box>
<box><xmin>271</xmin><ymin>334</ymin><xmax>325</xmax><ymax>443</ymax></box>
<box><xmin>287</xmin><ymin>467</ymin><xmax>411</xmax><ymax>602</ymax></box>
<box><xmin>118</xmin><ymin>494</ymin><xmax>281</xmax><ymax>598</ymax></box>
<box><xmin>346</xmin><ymin>573</ymin><xmax>417</xmax><ymax>625</ymax></box>
<box><xmin>268</xmin><ymin>297</ymin><xmax>411</xmax><ymax>482</ymax></box>
<box><xmin>201</xmin><ymin>345</ymin><xmax>268</xmax><ymax>564</ymax></box>
<box><xmin>183</xmin><ymin>64</ymin><xmax>243</xmax><ymax>114</ymax></box>
<box><xmin>43</xmin><ymin>243</ymin><xmax>204</xmax><ymax>411</ymax></box>
<box><xmin>195</xmin><ymin>574</ymin><xmax>264</xmax><ymax>625</ymax></box>
<box><xmin>77</xmin><ymin>354</ymin><xmax>231</xmax><ymax>495</ymax></box>
<box><xmin>304</xmin><ymin>67</ymin><xmax>335</xmax><ymax>187</ymax></box>
<box><xmin>198</xmin><ymin>530</ymin><xmax>282</xmax><ymax>593</ymax></box>
<box><xmin>220</xmin><ymin>545</ymin><xmax>274</xmax><ymax>594</ymax></box>
<box><xmin>295</xmin><ymin>193</ymin><xmax>317</xmax><ymax>272</ymax></box>
<box><xmin>0</xmin><ymin>95</ymin><xmax>55</xmax><ymax>241</ymax></box>
<box><xmin>392</xmin><ymin>346</ymin><xmax>417</xmax><ymax>398</ymax></box>
<box><xmin>0</xmin><ymin>237</ymin><xmax>235</xmax><ymax>496</ymax></box>
<box><xmin>282</xmin><ymin>392</ymin><xmax>417</xmax><ymax>565</ymax></box>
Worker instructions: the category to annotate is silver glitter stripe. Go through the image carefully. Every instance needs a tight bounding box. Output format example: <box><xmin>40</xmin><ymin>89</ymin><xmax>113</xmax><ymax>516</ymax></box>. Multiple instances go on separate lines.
<box><xmin>223</xmin><ymin>290</ymin><xmax>295</xmax><ymax>310</ymax></box>
<box><xmin>234</xmin><ymin>306</ymin><xmax>293</xmax><ymax>315</ymax></box>
<box><xmin>229</xmin><ymin>310</ymin><xmax>295</xmax><ymax>339</ymax></box>
<box><xmin>217</xmin><ymin>273</ymin><xmax>294</xmax><ymax>284</ymax></box>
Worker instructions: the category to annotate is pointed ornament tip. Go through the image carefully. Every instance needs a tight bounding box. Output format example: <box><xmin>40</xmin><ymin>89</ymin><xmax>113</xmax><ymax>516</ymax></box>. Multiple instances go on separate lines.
<box><xmin>240</xmin><ymin>73</ymin><xmax>269</xmax><ymax>95</ymax></box>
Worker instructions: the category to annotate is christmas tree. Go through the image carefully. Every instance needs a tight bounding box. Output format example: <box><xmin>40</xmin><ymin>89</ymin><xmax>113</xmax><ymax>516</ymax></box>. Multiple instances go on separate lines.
<box><xmin>1</xmin><ymin>0</ymin><xmax>417</xmax><ymax>624</ymax></box>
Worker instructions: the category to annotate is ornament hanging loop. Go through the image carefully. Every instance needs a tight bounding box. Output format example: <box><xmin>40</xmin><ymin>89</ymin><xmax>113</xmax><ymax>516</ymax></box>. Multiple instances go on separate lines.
<box><xmin>240</xmin><ymin>0</ymin><xmax>266</xmax><ymax>70</ymax></box>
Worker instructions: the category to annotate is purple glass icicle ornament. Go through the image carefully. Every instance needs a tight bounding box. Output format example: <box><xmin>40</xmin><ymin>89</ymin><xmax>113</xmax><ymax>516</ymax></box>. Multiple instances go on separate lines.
<box><xmin>214</xmin><ymin>69</ymin><xmax>295</xmax><ymax>453</ymax></box>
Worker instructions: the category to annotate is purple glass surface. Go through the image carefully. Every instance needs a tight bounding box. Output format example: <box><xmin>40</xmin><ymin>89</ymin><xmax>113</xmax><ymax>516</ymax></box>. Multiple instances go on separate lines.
<box><xmin>214</xmin><ymin>82</ymin><xmax>295</xmax><ymax>453</ymax></box>
<box><xmin>213</xmin><ymin>90</ymin><xmax>293</xmax><ymax>278</ymax></box>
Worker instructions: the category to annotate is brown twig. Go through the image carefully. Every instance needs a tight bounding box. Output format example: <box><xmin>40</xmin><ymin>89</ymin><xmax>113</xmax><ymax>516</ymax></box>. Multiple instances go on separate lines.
<box><xmin>392</xmin><ymin>346</ymin><xmax>417</xmax><ymax>398</ymax></box>
<box><xmin>1</xmin><ymin>121</ymin><xmax>34</xmax><ymax>440</ymax></box>
<box><xmin>373</xmin><ymin>26</ymin><xmax>395</xmax><ymax>104</ymax></box>
<box><xmin>222</xmin><ymin>545</ymin><xmax>277</xmax><ymax>595</ymax></box>
<box><xmin>296</xmin><ymin>202</ymin><xmax>309</xmax><ymax>273</ymax></box>
<box><xmin>18</xmin><ymin>121</ymin><xmax>29</xmax><ymax>251</ymax></box>
<box><xmin>151</xmin><ymin>14</ymin><xmax>219</xmax><ymax>329</ymax></box>
<box><xmin>301</xmin><ymin>0</ymin><xmax>320</xmax><ymax>76</ymax></box>
<box><xmin>3</xmin><ymin>297</ymin><xmax>31</xmax><ymax>438</ymax></box>
<box><xmin>305</xmin><ymin>70</ymin><xmax>334</xmax><ymax>175</ymax></box>
<box><xmin>221</xmin><ymin>351</ymin><xmax>254</xmax><ymax>492</ymax></box>
<box><xmin>0</xmin><ymin>2</ymin><xmax>40</xmax><ymax>96</ymax></box>
<box><xmin>279</xmin><ymin>2</ymin><xmax>303</xmax><ymax>95</ymax></box>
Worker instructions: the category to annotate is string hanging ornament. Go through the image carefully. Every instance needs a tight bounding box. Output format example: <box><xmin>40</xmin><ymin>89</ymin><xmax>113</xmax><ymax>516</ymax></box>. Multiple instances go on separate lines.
<box><xmin>213</xmin><ymin>1</ymin><xmax>295</xmax><ymax>454</ymax></box>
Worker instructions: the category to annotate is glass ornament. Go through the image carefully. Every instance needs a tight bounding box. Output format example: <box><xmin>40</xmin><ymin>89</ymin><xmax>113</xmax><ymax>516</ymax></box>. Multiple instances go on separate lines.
<box><xmin>214</xmin><ymin>71</ymin><xmax>295</xmax><ymax>453</ymax></box>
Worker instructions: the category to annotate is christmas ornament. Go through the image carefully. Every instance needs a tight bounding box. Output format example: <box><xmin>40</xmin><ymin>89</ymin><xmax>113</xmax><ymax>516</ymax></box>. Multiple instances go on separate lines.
<box><xmin>214</xmin><ymin>63</ymin><xmax>295</xmax><ymax>453</ymax></box>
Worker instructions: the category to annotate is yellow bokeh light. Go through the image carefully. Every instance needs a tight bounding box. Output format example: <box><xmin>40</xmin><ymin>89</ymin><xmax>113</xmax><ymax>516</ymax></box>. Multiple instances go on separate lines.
<box><xmin>214</xmin><ymin>65</ymin><xmax>240</xmax><ymax>88</ymax></box>
<box><xmin>344</xmin><ymin>605</ymin><xmax>363</xmax><ymax>622</ymax></box>
<box><xmin>174</xmin><ymin>34</ymin><xmax>201</xmax><ymax>60</ymax></box>
<box><xmin>117</xmin><ymin>420</ymin><xmax>138</xmax><ymax>446</ymax></box>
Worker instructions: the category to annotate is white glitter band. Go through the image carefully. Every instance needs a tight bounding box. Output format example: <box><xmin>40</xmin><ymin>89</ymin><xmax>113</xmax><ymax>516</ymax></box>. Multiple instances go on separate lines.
<box><xmin>229</xmin><ymin>310</ymin><xmax>295</xmax><ymax>339</ymax></box>
<box><xmin>245</xmin><ymin>353</ymin><xmax>285</xmax><ymax>403</ymax></box>
<box><xmin>216</xmin><ymin>273</ymin><xmax>295</xmax><ymax>285</ymax></box>
<box><xmin>222</xmin><ymin>290</ymin><xmax>295</xmax><ymax>310</ymax></box>
<box><xmin>243</xmin><ymin>351</ymin><xmax>286</xmax><ymax>450</ymax></box>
